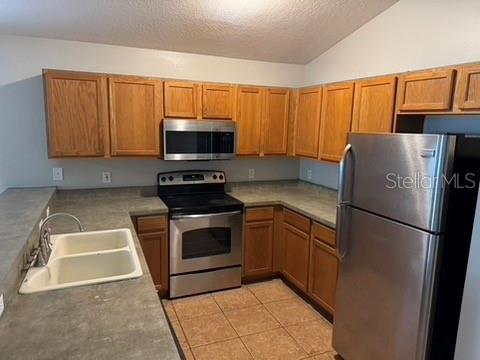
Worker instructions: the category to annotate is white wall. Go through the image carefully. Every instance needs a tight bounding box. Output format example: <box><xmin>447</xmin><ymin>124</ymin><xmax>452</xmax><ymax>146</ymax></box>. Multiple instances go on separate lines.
<box><xmin>0</xmin><ymin>35</ymin><xmax>303</xmax><ymax>189</ymax></box>
<box><xmin>299</xmin><ymin>0</ymin><xmax>480</xmax><ymax>190</ymax></box>
<box><xmin>303</xmin><ymin>0</ymin><xmax>480</xmax><ymax>85</ymax></box>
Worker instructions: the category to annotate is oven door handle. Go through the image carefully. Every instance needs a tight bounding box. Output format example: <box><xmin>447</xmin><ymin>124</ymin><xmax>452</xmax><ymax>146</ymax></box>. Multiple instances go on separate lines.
<box><xmin>171</xmin><ymin>210</ymin><xmax>242</xmax><ymax>220</ymax></box>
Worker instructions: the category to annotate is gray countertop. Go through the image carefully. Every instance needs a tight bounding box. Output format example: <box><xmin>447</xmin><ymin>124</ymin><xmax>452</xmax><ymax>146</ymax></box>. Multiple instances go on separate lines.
<box><xmin>0</xmin><ymin>181</ymin><xmax>336</xmax><ymax>359</ymax></box>
<box><xmin>0</xmin><ymin>187</ymin><xmax>179</xmax><ymax>360</ymax></box>
<box><xmin>0</xmin><ymin>187</ymin><xmax>56</xmax><ymax>302</ymax></box>
<box><xmin>228</xmin><ymin>180</ymin><xmax>337</xmax><ymax>228</ymax></box>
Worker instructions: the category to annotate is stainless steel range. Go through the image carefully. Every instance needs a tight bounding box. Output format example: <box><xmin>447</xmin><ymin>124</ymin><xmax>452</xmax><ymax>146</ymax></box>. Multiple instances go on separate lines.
<box><xmin>158</xmin><ymin>170</ymin><xmax>243</xmax><ymax>298</ymax></box>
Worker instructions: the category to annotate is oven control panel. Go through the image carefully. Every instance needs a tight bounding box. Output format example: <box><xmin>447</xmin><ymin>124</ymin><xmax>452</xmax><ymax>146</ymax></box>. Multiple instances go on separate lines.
<box><xmin>158</xmin><ymin>170</ymin><xmax>225</xmax><ymax>186</ymax></box>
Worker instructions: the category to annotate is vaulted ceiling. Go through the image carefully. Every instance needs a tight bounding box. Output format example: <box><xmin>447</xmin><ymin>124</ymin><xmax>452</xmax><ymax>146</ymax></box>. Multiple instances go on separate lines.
<box><xmin>0</xmin><ymin>0</ymin><xmax>398</xmax><ymax>64</ymax></box>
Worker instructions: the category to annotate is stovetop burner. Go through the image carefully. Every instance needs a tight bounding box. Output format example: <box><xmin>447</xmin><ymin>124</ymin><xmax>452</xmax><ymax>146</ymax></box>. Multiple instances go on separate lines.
<box><xmin>157</xmin><ymin>170</ymin><xmax>243</xmax><ymax>215</ymax></box>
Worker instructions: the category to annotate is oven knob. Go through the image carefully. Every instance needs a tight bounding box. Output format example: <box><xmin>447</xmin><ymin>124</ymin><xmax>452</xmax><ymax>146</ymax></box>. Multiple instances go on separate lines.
<box><xmin>213</xmin><ymin>174</ymin><xmax>218</xmax><ymax>180</ymax></box>
<box><xmin>168</xmin><ymin>176</ymin><xmax>174</xmax><ymax>181</ymax></box>
<box><xmin>161</xmin><ymin>176</ymin><xmax>167</xmax><ymax>182</ymax></box>
<box><xmin>219</xmin><ymin>174</ymin><xmax>224</xmax><ymax>180</ymax></box>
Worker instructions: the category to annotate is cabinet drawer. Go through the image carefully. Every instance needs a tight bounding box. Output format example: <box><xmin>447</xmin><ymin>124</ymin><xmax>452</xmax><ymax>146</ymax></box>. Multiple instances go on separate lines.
<box><xmin>246</xmin><ymin>207</ymin><xmax>274</xmax><ymax>222</ymax></box>
<box><xmin>284</xmin><ymin>209</ymin><xmax>310</xmax><ymax>234</ymax></box>
<box><xmin>312</xmin><ymin>222</ymin><xmax>336</xmax><ymax>248</ymax></box>
<box><xmin>137</xmin><ymin>215</ymin><xmax>167</xmax><ymax>234</ymax></box>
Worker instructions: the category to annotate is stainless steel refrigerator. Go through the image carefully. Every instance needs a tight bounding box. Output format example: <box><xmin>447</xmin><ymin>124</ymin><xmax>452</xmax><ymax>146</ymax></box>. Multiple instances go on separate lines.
<box><xmin>334</xmin><ymin>133</ymin><xmax>480</xmax><ymax>360</ymax></box>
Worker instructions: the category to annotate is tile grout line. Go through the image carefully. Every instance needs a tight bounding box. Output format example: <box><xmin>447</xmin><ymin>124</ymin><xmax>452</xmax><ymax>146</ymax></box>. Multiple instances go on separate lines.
<box><xmin>183</xmin><ymin>290</ymin><xmax>244</xmax><ymax>355</ymax></box>
<box><xmin>168</xmin><ymin>281</ymin><xmax>334</xmax><ymax>359</ymax></box>
<box><xmin>165</xmin><ymin>300</ymin><xmax>195</xmax><ymax>358</ymax></box>
<box><xmin>242</xmin><ymin>283</ymin><xmax>305</xmax><ymax>360</ymax></box>
<box><xmin>212</xmin><ymin>292</ymin><xmax>257</xmax><ymax>359</ymax></box>
<box><xmin>248</xmin><ymin>281</ymin><xmax>328</xmax><ymax>358</ymax></box>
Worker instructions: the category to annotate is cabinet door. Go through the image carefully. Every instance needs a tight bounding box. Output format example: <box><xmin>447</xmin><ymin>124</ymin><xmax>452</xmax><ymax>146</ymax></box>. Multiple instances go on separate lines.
<box><xmin>202</xmin><ymin>84</ymin><xmax>234</xmax><ymax>119</ymax></box>
<box><xmin>244</xmin><ymin>220</ymin><xmax>274</xmax><ymax>277</ymax></box>
<box><xmin>236</xmin><ymin>87</ymin><xmax>263</xmax><ymax>155</ymax></box>
<box><xmin>397</xmin><ymin>69</ymin><xmax>455</xmax><ymax>112</ymax></box>
<box><xmin>138</xmin><ymin>231</ymin><xmax>168</xmax><ymax>292</ymax></box>
<box><xmin>294</xmin><ymin>88</ymin><xmax>322</xmax><ymax>158</ymax></box>
<box><xmin>352</xmin><ymin>77</ymin><xmax>396</xmax><ymax>133</ymax></box>
<box><xmin>263</xmin><ymin>89</ymin><xmax>290</xmax><ymax>155</ymax></box>
<box><xmin>164</xmin><ymin>81</ymin><xmax>198</xmax><ymax>118</ymax></box>
<box><xmin>44</xmin><ymin>71</ymin><xmax>108</xmax><ymax>157</ymax></box>
<box><xmin>109</xmin><ymin>78</ymin><xmax>163</xmax><ymax>156</ymax></box>
<box><xmin>319</xmin><ymin>82</ymin><xmax>354</xmax><ymax>162</ymax></box>
<box><xmin>282</xmin><ymin>223</ymin><xmax>310</xmax><ymax>292</ymax></box>
<box><xmin>308</xmin><ymin>238</ymin><xmax>338</xmax><ymax>315</ymax></box>
<box><xmin>455</xmin><ymin>65</ymin><xmax>480</xmax><ymax>111</ymax></box>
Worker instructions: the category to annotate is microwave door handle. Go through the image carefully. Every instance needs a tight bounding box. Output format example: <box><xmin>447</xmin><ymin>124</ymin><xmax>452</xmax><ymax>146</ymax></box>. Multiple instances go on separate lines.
<box><xmin>171</xmin><ymin>210</ymin><xmax>242</xmax><ymax>220</ymax></box>
<box><xmin>338</xmin><ymin>143</ymin><xmax>352</xmax><ymax>205</ymax></box>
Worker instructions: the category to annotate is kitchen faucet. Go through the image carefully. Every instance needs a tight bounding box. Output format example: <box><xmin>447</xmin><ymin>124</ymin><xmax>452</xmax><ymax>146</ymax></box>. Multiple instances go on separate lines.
<box><xmin>33</xmin><ymin>213</ymin><xmax>84</xmax><ymax>267</ymax></box>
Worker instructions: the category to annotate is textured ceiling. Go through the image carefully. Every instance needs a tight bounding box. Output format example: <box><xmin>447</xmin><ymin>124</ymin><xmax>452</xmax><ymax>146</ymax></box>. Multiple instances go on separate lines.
<box><xmin>0</xmin><ymin>0</ymin><xmax>398</xmax><ymax>64</ymax></box>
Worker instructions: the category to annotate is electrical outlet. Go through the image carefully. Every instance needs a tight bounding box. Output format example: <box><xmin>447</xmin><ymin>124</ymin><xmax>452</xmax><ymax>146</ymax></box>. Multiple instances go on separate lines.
<box><xmin>52</xmin><ymin>167</ymin><xmax>63</xmax><ymax>181</ymax></box>
<box><xmin>0</xmin><ymin>293</ymin><xmax>4</xmax><ymax>318</ymax></box>
<box><xmin>102</xmin><ymin>172</ymin><xmax>112</xmax><ymax>183</ymax></box>
<box><xmin>248</xmin><ymin>168</ymin><xmax>255</xmax><ymax>179</ymax></box>
<box><xmin>307</xmin><ymin>169</ymin><xmax>313</xmax><ymax>180</ymax></box>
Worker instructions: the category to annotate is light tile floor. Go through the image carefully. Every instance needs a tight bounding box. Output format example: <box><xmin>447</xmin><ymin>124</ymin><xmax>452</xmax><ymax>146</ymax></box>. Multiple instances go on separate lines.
<box><xmin>162</xmin><ymin>279</ymin><xmax>341</xmax><ymax>360</ymax></box>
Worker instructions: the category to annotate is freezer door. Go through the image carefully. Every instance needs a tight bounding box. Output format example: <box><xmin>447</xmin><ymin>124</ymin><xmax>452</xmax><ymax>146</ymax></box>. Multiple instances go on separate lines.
<box><xmin>334</xmin><ymin>206</ymin><xmax>439</xmax><ymax>360</ymax></box>
<box><xmin>340</xmin><ymin>133</ymin><xmax>455</xmax><ymax>232</ymax></box>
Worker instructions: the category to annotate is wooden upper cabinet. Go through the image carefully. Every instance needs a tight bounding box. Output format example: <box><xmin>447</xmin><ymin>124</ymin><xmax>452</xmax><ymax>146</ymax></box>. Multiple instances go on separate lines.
<box><xmin>164</xmin><ymin>81</ymin><xmax>198</xmax><ymax>118</ymax></box>
<box><xmin>319</xmin><ymin>82</ymin><xmax>354</xmax><ymax>162</ymax></box>
<box><xmin>294</xmin><ymin>88</ymin><xmax>322</xmax><ymax>158</ymax></box>
<box><xmin>455</xmin><ymin>65</ymin><xmax>480</xmax><ymax>111</ymax></box>
<box><xmin>236</xmin><ymin>87</ymin><xmax>263</xmax><ymax>155</ymax></box>
<box><xmin>397</xmin><ymin>69</ymin><xmax>455</xmax><ymax>112</ymax></box>
<box><xmin>44</xmin><ymin>71</ymin><xmax>108</xmax><ymax>157</ymax></box>
<box><xmin>352</xmin><ymin>77</ymin><xmax>396</xmax><ymax>133</ymax></box>
<box><xmin>202</xmin><ymin>84</ymin><xmax>234</xmax><ymax>119</ymax></box>
<box><xmin>109</xmin><ymin>78</ymin><xmax>163</xmax><ymax>156</ymax></box>
<box><xmin>263</xmin><ymin>89</ymin><xmax>290</xmax><ymax>155</ymax></box>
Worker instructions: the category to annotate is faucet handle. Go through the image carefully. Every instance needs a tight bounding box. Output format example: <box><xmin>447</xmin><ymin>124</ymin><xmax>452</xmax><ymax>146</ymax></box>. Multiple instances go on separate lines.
<box><xmin>42</xmin><ymin>227</ymin><xmax>52</xmax><ymax>248</ymax></box>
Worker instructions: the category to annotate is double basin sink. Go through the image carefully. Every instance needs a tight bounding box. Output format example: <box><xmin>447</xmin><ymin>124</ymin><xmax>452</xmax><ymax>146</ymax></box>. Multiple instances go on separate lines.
<box><xmin>19</xmin><ymin>229</ymin><xmax>143</xmax><ymax>294</ymax></box>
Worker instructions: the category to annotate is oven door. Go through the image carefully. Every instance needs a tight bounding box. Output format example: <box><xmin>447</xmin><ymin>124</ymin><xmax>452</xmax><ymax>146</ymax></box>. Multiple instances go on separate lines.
<box><xmin>170</xmin><ymin>210</ymin><xmax>243</xmax><ymax>274</ymax></box>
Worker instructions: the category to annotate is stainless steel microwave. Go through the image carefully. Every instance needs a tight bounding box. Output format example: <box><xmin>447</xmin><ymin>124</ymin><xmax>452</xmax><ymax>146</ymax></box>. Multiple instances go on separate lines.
<box><xmin>163</xmin><ymin>119</ymin><xmax>236</xmax><ymax>160</ymax></box>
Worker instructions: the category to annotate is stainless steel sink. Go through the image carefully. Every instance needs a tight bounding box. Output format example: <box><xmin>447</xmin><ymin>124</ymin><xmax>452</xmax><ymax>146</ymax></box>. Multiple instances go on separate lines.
<box><xmin>19</xmin><ymin>229</ymin><xmax>142</xmax><ymax>294</ymax></box>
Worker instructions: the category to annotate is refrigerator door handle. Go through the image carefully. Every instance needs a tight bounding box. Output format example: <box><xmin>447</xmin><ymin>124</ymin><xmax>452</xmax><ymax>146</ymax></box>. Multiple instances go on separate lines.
<box><xmin>338</xmin><ymin>143</ymin><xmax>352</xmax><ymax>205</ymax></box>
<box><xmin>336</xmin><ymin>204</ymin><xmax>348</xmax><ymax>262</ymax></box>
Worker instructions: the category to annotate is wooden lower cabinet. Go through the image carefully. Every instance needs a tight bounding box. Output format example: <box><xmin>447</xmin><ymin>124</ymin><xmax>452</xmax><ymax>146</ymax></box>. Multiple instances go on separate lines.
<box><xmin>308</xmin><ymin>237</ymin><xmax>338</xmax><ymax>315</ymax></box>
<box><xmin>282</xmin><ymin>222</ymin><xmax>310</xmax><ymax>292</ymax></box>
<box><xmin>244</xmin><ymin>207</ymin><xmax>275</xmax><ymax>277</ymax></box>
<box><xmin>244</xmin><ymin>220</ymin><xmax>274</xmax><ymax>276</ymax></box>
<box><xmin>243</xmin><ymin>207</ymin><xmax>339</xmax><ymax>315</ymax></box>
<box><xmin>137</xmin><ymin>215</ymin><xmax>168</xmax><ymax>294</ymax></box>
